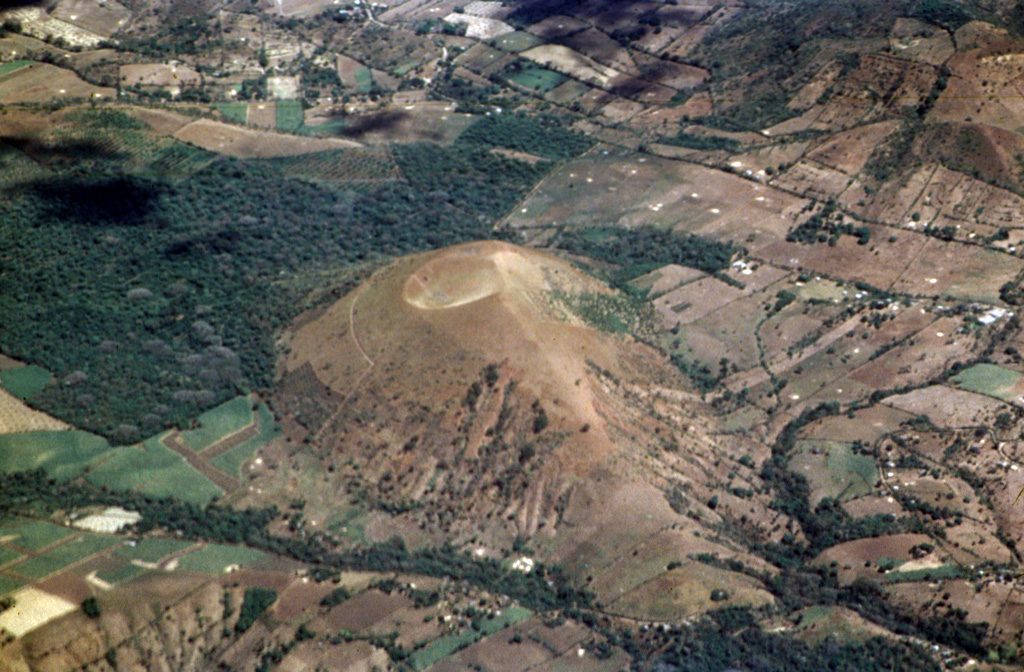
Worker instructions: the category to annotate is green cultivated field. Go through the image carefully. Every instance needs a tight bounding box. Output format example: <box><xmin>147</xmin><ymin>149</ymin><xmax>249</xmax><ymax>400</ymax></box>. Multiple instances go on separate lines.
<box><xmin>175</xmin><ymin>544</ymin><xmax>266</xmax><ymax>574</ymax></box>
<box><xmin>211</xmin><ymin>402</ymin><xmax>281</xmax><ymax>477</ymax></box>
<box><xmin>276</xmin><ymin>100</ymin><xmax>305</xmax><ymax>133</ymax></box>
<box><xmin>355</xmin><ymin>67</ymin><xmax>374</xmax><ymax>93</ymax></box>
<box><xmin>950</xmin><ymin>363</ymin><xmax>1022</xmax><ymax>401</ymax></box>
<box><xmin>0</xmin><ymin>431</ymin><xmax>111</xmax><ymax>480</ymax></box>
<box><xmin>0</xmin><ymin>547</ymin><xmax>22</xmax><ymax>566</ymax></box>
<box><xmin>0</xmin><ymin>519</ymin><xmax>74</xmax><ymax>551</ymax></box>
<box><xmin>212</xmin><ymin>102</ymin><xmax>248</xmax><ymax>124</ymax></box>
<box><xmin>491</xmin><ymin>31</ymin><xmax>543</xmax><ymax>53</ymax></box>
<box><xmin>12</xmin><ymin>534</ymin><xmax>121</xmax><ymax>579</ymax></box>
<box><xmin>505</xmin><ymin>66</ymin><xmax>567</xmax><ymax>92</ymax></box>
<box><xmin>85</xmin><ymin>434</ymin><xmax>223</xmax><ymax>504</ymax></box>
<box><xmin>97</xmin><ymin>562</ymin><xmax>147</xmax><ymax>584</ymax></box>
<box><xmin>886</xmin><ymin>563</ymin><xmax>964</xmax><ymax>583</ymax></box>
<box><xmin>409</xmin><ymin>607</ymin><xmax>531</xmax><ymax>670</ymax></box>
<box><xmin>0</xmin><ymin>60</ymin><xmax>33</xmax><ymax>76</ymax></box>
<box><xmin>790</xmin><ymin>441</ymin><xmax>877</xmax><ymax>503</ymax></box>
<box><xmin>0</xmin><ymin>575</ymin><xmax>23</xmax><ymax>596</ymax></box>
<box><xmin>180</xmin><ymin>396</ymin><xmax>253</xmax><ymax>452</ymax></box>
<box><xmin>113</xmin><ymin>537</ymin><xmax>194</xmax><ymax>564</ymax></box>
<box><xmin>0</xmin><ymin>365</ymin><xmax>52</xmax><ymax>400</ymax></box>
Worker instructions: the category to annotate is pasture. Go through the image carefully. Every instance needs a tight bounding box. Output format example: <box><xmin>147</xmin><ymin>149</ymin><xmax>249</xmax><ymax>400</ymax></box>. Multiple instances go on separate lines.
<box><xmin>85</xmin><ymin>434</ymin><xmax>224</xmax><ymax>504</ymax></box>
<box><xmin>491</xmin><ymin>31</ymin><xmax>544</xmax><ymax>53</ymax></box>
<box><xmin>0</xmin><ymin>575</ymin><xmax>22</xmax><ymax>596</ymax></box>
<box><xmin>113</xmin><ymin>537</ymin><xmax>195</xmax><ymax>564</ymax></box>
<box><xmin>408</xmin><ymin>606</ymin><xmax>531</xmax><ymax>670</ymax></box>
<box><xmin>180</xmin><ymin>396</ymin><xmax>253</xmax><ymax>452</ymax></box>
<box><xmin>505</xmin><ymin>65</ymin><xmax>567</xmax><ymax>92</ymax></box>
<box><xmin>0</xmin><ymin>547</ymin><xmax>22</xmax><ymax>566</ymax></box>
<box><xmin>174</xmin><ymin>543</ymin><xmax>266</xmax><ymax>574</ymax></box>
<box><xmin>0</xmin><ymin>519</ymin><xmax>73</xmax><ymax>551</ymax></box>
<box><xmin>276</xmin><ymin>100</ymin><xmax>306</xmax><ymax>133</ymax></box>
<box><xmin>0</xmin><ymin>365</ymin><xmax>51</xmax><ymax>400</ymax></box>
<box><xmin>210</xmin><ymin>402</ymin><xmax>281</xmax><ymax>477</ymax></box>
<box><xmin>950</xmin><ymin>363</ymin><xmax>1023</xmax><ymax>402</ymax></box>
<box><xmin>12</xmin><ymin>533</ymin><xmax>121</xmax><ymax>579</ymax></box>
<box><xmin>790</xmin><ymin>440</ymin><xmax>877</xmax><ymax>504</ymax></box>
<box><xmin>213</xmin><ymin>102</ymin><xmax>248</xmax><ymax>124</ymax></box>
<box><xmin>0</xmin><ymin>430</ymin><xmax>111</xmax><ymax>480</ymax></box>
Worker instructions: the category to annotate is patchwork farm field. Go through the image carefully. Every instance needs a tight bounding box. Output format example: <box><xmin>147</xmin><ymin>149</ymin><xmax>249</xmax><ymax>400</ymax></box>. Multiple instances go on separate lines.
<box><xmin>174</xmin><ymin>544</ymin><xmax>267</xmax><ymax>574</ymax></box>
<box><xmin>11</xmin><ymin>533</ymin><xmax>121</xmax><ymax>580</ymax></box>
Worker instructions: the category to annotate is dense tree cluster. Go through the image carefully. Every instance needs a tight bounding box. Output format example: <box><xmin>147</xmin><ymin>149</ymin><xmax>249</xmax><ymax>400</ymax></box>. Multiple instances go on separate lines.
<box><xmin>0</xmin><ymin>134</ymin><xmax>545</xmax><ymax>441</ymax></box>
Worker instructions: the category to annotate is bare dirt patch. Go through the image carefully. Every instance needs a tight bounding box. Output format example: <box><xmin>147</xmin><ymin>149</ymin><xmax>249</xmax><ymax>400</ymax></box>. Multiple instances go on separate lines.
<box><xmin>173</xmin><ymin>119</ymin><xmax>361</xmax><ymax>158</ymax></box>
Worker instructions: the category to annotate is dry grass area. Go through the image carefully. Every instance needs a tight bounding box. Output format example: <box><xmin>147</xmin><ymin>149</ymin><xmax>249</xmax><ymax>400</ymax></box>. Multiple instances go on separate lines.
<box><xmin>0</xmin><ymin>587</ymin><xmax>77</xmax><ymax>637</ymax></box>
<box><xmin>120</xmin><ymin>63</ymin><xmax>201</xmax><ymax>87</ymax></box>
<box><xmin>0</xmin><ymin>388</ymin><xmax>69</xmax><ymax>434</ymax></box>
<box><xmin>0</xmin><ymin>62</ymin><xmax>114</xmax><ymax>104</ymax></box>
<box><xmin>173</xmin><ymin>119</ymin><xmax>361</xmax><ymax>157</ymax></box>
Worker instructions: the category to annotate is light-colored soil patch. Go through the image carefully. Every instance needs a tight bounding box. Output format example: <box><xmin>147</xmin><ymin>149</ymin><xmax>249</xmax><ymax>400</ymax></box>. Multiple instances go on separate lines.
<box><xmin>0</xmin><ymin>587</ymin><xmax>77</xmax><ymax>637</ymax></box>
<box><xmin>51</xmin><ymin>0</ymin><xmax>130</xmax><ymax>37</ymax></box>
<box><xmin>0</xmin><ymin>62</ymin><xmax>114</xmax><ymax>103</ymax></box>
<box><xmin>443</xmin><ymin>13</ymin><xmax>514</xmax><ymax>40</ymax></box>
<box><xmin>0</xmin><ymin>7</ymin><xmax>105</xmax><ymax>47</ymax></box>
<box><xmin>173</xmin><ymin>119</ymin><xmax>361</xmax><ymax>158</ymax></box>
<box><xmin>806</xmin><ymin>121</ymin><xmax>899</xmax><ymax>175</ymax></box>
<box><xmin>0</xmin><ymin>389</ymin><xmax>69</xmax><ymax>434</ymax></box>
<box><xmin>883</xmin><ymin>385</ymin><xmax>1010</xmax><ymax>428</ymax></box>
<box><xmin>520</xmin><ymin>44</ymin><xmax>626</xmax><ymax>89</ymax></box>
<box><xmin>120</xmin><ymin>63</ymin><xmax>201</xmax><ymax>88</ymax></box>
<box><xmin>609</xmin><ymin>562</ymin><xmax>773</xmax><ymax>621</ymax></box>
<box><xmin>246</xmin><ymin>101</ymin><xmax>277</xmax><ymax>129</ymax></box>
<box><xmin>814</xmin><ymin>534</ymin><xmax>932</xmax><ymax>584</ymax></box>
<box><xmin>267</xmin><ymin>75</ymin><xmax>300</xmax><ymax>100</ymax></box>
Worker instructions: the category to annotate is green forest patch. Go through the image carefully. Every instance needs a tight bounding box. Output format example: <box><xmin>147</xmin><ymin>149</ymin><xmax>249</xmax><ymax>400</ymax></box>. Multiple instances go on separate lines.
<box><xmin>950</xmin><ymin>363</ymin><xmax>1022</xmax><ymax>401</ymax></box>
<box><xmin>0</xmin><ymin>431</ymin><xmax>113</xmax><ymax>481</ymax></box>
<box><xmin>84</xmin><ymin>434</ymin><xmax>223</xmax><ymax>505</ymax></box>
<box><xmin>180</xmin><ymin>396</ymin><xmax>253</xmax><ymax>452</ymax></box>
<box><xmin>175</xmin><ymin>543</ymin><xmax>266</xmax><ymax>574</ymax></box>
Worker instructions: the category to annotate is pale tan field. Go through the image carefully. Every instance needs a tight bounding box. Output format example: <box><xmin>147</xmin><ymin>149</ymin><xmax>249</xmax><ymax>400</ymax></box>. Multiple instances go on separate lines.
<box><xmin>173</xmin><ymin>119</ymin><xmax>361</xmax><ymax>157</ymax></box>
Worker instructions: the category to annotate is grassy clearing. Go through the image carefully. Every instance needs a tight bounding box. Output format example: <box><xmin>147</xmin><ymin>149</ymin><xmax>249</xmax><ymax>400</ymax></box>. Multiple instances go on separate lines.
<box><xmin>97</xmin><ymin>562</ymin><xmax>147</xmax><ymax>584</ymax></box>
<box><xmin>792</xmin><ymin>440</ymin><xmax>877</xmax><ymax>502</ymax></box>
<box><xmin>354</xmin><ymin>67</ymin><xmax>373</xmax><ymax>93</ymax></box>
<box><xmin>175</xmin><ymin>544</ymin><xmax>266</xmax><ymax>574</ymax></box>
<box><xmin>0</xmin><ymin>519</ymin><xmax>74</xmax><ymax>551</ymax></box>
<box><xmin>950</xmin><ymin>363</ymin><xmax>1022</xmax><ymax>401</ymax></box>
<box><xmin>84</xmin><ymin>434</ymin><xmax>222</xmax><ymax>504</ymax></box>
<box><xmin>0</xmin><ymin>430</ymin><xmax>112</xmax><ymax>480</ymax></box>
<box><xmin>180</xmin><ymin>396</ymin><xmax>253</xmax><ymax>452</ymax></box>
<box><xmin>0</xmin><ymin>547</ymin><xmax>22</xmax><ymax>566</ymax></box>
<box><xmin>491</xmin><ymin>31</ymin><xmax>543</xmax><ymax>53</ymax></box>
<box><xmin>409</xmin><ymin>606</ymin><xmax>531</xmax><ymax>670</ymax></box>
<box><xmin>886</xmin><ymin>563</ymin><xmax>964</xmax><ymax>583</ymax></box>
<box><xmin>13</xmin><ymin>534</ymin><xmax>121</xmax><ymax>579</ymax></box>
<box><xmin>276</xmin><ymin>100</ymin><xmax>305</xmax><ymax>133</ymax></box>
<box><xmin>0</xmin><ymin>575</ymin><xmax>23</xmax><ymax>596</ymax></box>
<box><xmin>212</xmin><ymin>102</ymin><xmax>248</xmax><ymax>124</ymax></box>
<box><xmin>0</xmin><ymin>60</ymin><xmax>33</xmax><ymax>76</ymax></box>
<box><xmin>0</xmin><ymin>365</ymin><xmax>52</xmax><ymax>401</ymax></box>
<box><xmin>113</xmin><ymin>537</ymin><xmax>194</xmax><ymax>564</ymax></box>
<box><xmin>505</xmin><ymin>66</ymin><xmax>567</xmax><ymax>92</ymax></box>
<box><xmin>211</xmin><ymin>402</ymin><xmax>280</xmax><ymax>477</ymax></box>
